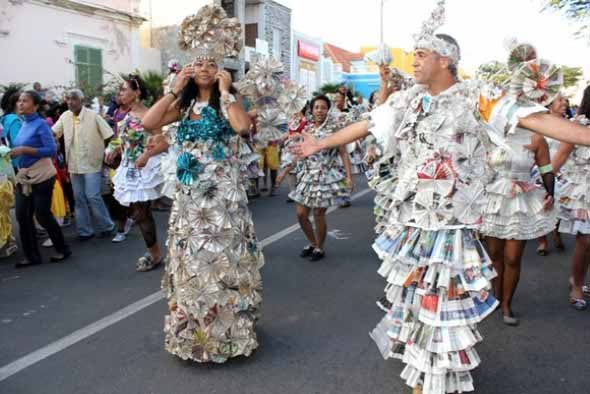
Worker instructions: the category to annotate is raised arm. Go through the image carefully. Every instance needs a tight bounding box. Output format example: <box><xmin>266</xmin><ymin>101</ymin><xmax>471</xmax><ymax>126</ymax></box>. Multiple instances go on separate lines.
<box><xmin>217</xmin><ymin>70</ymin><xmax>251</xmax><ymax>135</ymax></box>
<box><xmin>552</xmin><ymin>142</ymin><xmax>574</xmax><ymax>174</ymax></box>
<box><xmin>143</xmin><ymin>64</ymin><xmax>195</xmax><ymax>132</ymax></box>
<box><xmin>223</xmin><ymin>95</ymin><xmax>252</xmax><ymax>135</ymax></box>
<box><xmin>294</xmin><ymin>120</ymin><xmax>370</xmax><ymax>158</ymax></box>
<box><xmin>377</xmin><ymin>65</ymin><xmax>396</xmax><ymax>106</ymax></box>
<box><xmin>520</xmin><ymin>113</ymin><xmax>590</xmax><ymax>146</ymax></box>
<box><xmin>143</xmin><ymin>94</ymin><xmax>181</xmax><ymax>133</ymax></box>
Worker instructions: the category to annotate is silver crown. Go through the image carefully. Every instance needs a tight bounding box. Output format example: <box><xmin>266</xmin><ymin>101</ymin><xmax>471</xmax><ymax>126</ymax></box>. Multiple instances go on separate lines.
<box><xmin>413</xmin><ymin>0</ymin><xmax>460</xmax><ymax>64</ymax></box>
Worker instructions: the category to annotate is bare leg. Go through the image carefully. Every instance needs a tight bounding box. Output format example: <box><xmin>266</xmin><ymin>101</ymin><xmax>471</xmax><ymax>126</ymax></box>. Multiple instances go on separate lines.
<box><xmin>313</xmin><ymin>208</ymin><xmax>328</xmax><ymax>250</ymax></box>
<box><xmin>486</xmin><ymin>237</ymin><xmax>506</xmax><ymax>304</ymax></box>
<box><xmin>501</xmin><ymin>239</ymin><xmax>527</xmax><ymax>316</ymax></box>
<box><xmin>296</xmin><ymin>204</ymin><xmax>317</xmax><ymax>248</ymax></box>
<box><xmin>570</xmin><ymin>234</ymin><xmax>590</xmax><ymax>299</ymax></box>
<box><xmin>537</xmin><ymin>235</ymin><xmax>548</xmax><ymax>255</ymax></box>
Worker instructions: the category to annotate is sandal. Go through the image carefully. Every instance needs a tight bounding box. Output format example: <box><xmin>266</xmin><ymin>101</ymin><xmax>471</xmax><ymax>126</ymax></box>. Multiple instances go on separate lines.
<box><xmin>569</xmin><ymin>297</ymin><xmax>588</xmax><ymax>311</ymax></box>
<box><xmin>553</xmin><ymin>232</ymin><xmax>565</xmax><ymax>251</ymax></box>
<box><xmin>536</xmin><ymin>245</ymin><xmax>548</xmax><ymax>256</ymax></box>
<box><xmin>50</xmin><ymin>250</ymin><xmax>72</xmax><ymax>263</ymax></box>
<box><xmin>14</xmin><ymin>259</ymin><xmax>42</xmax><ymax>269</ymax></box>
<box><xmin>136</xmin><ymin>253</ymin><xmax>163</xmax><ymax>272</ymax></box>
<box><xmin>300</xmin><ymin>245</ymin><xmax>314</xmax><ymax>258</ymax></box>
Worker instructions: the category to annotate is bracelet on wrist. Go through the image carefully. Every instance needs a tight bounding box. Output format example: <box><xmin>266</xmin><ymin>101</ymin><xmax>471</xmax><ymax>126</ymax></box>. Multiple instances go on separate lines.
<box><xmin>169</xmin><ymin>91</ymin><xmax>178</xmax><ymax>99</ymax></box>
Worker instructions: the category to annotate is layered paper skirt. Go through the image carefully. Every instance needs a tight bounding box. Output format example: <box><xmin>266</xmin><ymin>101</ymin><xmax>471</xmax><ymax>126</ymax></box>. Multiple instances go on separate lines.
<box><xmin>482</xmin><ymin>179</ymin><xmax>556</xmax><ymax>240</ymax></box>
<box><xmin>113</xmin><ymin>154</ymin><xmax>164</xmax><ymax>207</ymax></box>
<box><xmin>289</xmin><ymin>166</ymin><xmax>344</xmax><ymax>208</ymax></box>
<box><xmin>370</xmin><ymin>225</ymin><xmax>498</xmax><ymax>394</ymax></box>
<box><xmin>557</xmin><ymin>177</ymin><xmax>590</xmax><ymax>235</ymax></box>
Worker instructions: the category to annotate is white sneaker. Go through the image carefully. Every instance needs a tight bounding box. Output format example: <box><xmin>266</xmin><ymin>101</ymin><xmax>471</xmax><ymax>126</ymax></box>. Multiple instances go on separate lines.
<box><xmin>112</xmin><ymin>232</ymin><xmax>126</xmax><ymax>243</ymax></box>
<box><xmin>123</xmin><ymin>218</ymin><xmax>134</xmax><ymax>235</ymax></box>
<box><xmin>42</xmin><ymin>238</ymin><xmax>53</xmax><ymax>248</ymax></box>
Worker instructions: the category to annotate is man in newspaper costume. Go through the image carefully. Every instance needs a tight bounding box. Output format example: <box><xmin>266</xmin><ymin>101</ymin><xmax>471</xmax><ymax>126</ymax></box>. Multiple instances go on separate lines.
<box><xmin>292</xmin><ymin>1</ymin><xmax>590</xmax><ymax>393</ymax></box>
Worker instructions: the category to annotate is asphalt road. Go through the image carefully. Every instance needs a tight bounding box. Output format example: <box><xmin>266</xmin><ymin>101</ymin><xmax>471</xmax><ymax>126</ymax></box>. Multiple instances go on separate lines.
<box><xmin>0</xmin><ymin>177</ymin><xmax>589</xmax><ymax>394</ymax></box>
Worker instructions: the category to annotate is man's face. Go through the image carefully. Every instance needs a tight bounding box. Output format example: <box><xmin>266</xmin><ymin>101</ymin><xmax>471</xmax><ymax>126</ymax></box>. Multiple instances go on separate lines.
<box><xmin>66</xmin><ymin>95</ymin><xmax>82</xmax><ymax>113</ymax></box>
<box><xmin>412</xmin><ymin>49</ymin><xmax>447</xmax><ymax>85</ymax></box>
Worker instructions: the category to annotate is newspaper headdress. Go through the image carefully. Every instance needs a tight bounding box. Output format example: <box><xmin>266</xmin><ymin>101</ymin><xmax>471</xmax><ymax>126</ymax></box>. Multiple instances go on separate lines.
<box><xmin>178</xmin><ymin>4</ymin><xmax>242</xmax><ymax>62</ymax></box>
<box><xmin>413</xmin><ymin>0</ymin><xmax>460</xmax><ymax>64</ymax></box>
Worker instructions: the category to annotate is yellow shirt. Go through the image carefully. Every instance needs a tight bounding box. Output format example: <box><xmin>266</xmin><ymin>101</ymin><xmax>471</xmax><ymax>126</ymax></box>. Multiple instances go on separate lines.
<box><xmin>53</xmin><ymin>107</ymin><xmax>113</xmax><ymax>174</ymax></box>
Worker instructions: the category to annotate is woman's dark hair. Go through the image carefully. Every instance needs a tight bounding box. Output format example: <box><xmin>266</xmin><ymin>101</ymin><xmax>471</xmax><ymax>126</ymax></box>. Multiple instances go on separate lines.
<box><xmin>301</xmin><ymin>100</ymin><xmax>310</xmax><ymax>116</ymax></box>
<box><xmin>46</xmin><ymin>102</ymin><xmax>65</xmax><ymax>123</ymax></box>
<box><xmin>310</xmin><ymin>95</ymin><xmax>331</xmax><ymax>111</ymax></box>
<box><xmin>578</xmin><ymin>85</ymin><xmax>590</xmax><ymax>119</ymax></box>
<box><xmin>369</xmin><ymin>90</ymin><xmax>377</xmax><ymax>106</ymax></box>
<box><xmin>21</xmin><ymin>90</ymin><xmax>42</xmax><ymax>107</ymax></box>
<box><xmin>124</xmin><ymin>74</ymin><xmax>148</xmax><ymax>101</ymax></box>
<box><xmin>1</xmin><ymin>87</ymin><xmax>21</xmax><ymax>114</ymax></box>
<box><xmin>178</xmin><ymin>78</ymin><xmax>237</xmax><ymax>117</ymax></box>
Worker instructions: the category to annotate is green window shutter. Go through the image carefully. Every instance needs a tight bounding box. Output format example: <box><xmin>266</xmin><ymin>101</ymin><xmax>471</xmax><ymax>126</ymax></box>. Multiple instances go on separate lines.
<box><xmin>73</xmin><ymin>45</ymin><xmax>103</xmax><ymax>92</ymax></box>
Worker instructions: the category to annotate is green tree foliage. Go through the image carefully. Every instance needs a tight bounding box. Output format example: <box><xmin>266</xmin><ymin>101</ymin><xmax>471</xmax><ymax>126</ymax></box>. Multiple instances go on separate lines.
<box><xmin>0</xmin><ymin>83</ymin><xmax>26</xmax><ymax>93</ymax></box>
<box><xmin>139</xmin><ymin>70</ymin><xmax>165</xmax><ymax>106</ymax></box>
<box><xmin>476</xmin><ymin>61</ymin><xmax>511</xmax><ymax>86</ymax></box>
<box><xmin>544</xmin><ymin>0</ymin><xmax>590</xmax><ymax>20</ymax></box>
<box><xmin>562</xmin><ymin>65</ymin><xmax>584</xmax><ymax>88</ymax></box>
<box><xmin>314</xmin><ymin>83</ymin><xmax>341</xmax><ymax>96</ymax></box>
<box><xmin>543</xmin><ymin>0</ymin><xmax>590</xmax><ymax>37</ymax></box>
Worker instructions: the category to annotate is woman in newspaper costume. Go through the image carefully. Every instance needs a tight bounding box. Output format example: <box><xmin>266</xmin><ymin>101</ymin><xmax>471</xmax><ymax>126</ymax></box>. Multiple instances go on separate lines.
<box><xmin>292</xmin><ymin>2</ymin><xmax>590</xmax><ymax>392</ymax></box>
<box><xmin>142</xmin><ymin>4</ymin><xmax>264</xmax><ymax>363</ymax></box>
<box><xmin>552</xmin><ymin>112</ymin><xmax>590</xmax><ymax>310</ymax></box>
<box><xmin>482</xmin><ymin>43</ymin><xmax>560</xmax><ymax>326</ymax></box>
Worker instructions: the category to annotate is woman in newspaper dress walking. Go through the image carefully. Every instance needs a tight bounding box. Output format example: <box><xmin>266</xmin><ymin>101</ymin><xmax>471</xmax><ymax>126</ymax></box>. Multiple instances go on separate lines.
<box><xmin>142</xmin><ymin>5</ymin><xmax>264</xmax><ymax>363</ymax></box>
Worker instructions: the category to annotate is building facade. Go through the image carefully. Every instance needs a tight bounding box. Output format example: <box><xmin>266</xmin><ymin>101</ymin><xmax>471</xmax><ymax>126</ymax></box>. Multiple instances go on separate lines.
<box><xmin>150</xmin><ymin>0</ymin><xmax>291</xmax><ymax>79</ymax></box>
<box><xmin>291</xmin><ymin>31</ymin><xmax>323</xmax><ymax>97</ymax></box>
<box><xmin>0</xmin><ymin>0</ymin><xmax>161</xmax><ymax>92</ymax></box>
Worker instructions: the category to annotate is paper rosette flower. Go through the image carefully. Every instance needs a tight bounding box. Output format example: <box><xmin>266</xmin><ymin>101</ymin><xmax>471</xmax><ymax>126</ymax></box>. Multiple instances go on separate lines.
<box><xmin>256</xmin><ymin>107</ymin><xmax>286</xmax><ymax>143</ymax></box>
<box><xmin>278</xmin><ymin>81</ymin><xmax>307</xmax><ymax>117</ymax></box>
<box><xmin>176</xmin><ymin>152</ymin><xmax>203</xmax><ymax>186</ymax></box>
<box><xmin>178</xmin><ymin>4</ymin><xmax>242</xmax><ymax>61</ymax></box>
<box><xmin>509</xmin><ymin>59</ymin><xmax>563</xmax><ymax>106</ymax></box>
<box><xmin>251</xmin><ymin>56</ymin><xmax>284</xmax><ymax>97</ymax></box>
<box><xmin>412</xmin><ymin>188</ymin><xmax>454</xmax><ymax>229</ymax></box>
<box><xmin>234</xmin><ymin>74</ymin><xmax>258</xmax><ymax>99</ymax></box>
<box><xmin>365</xmin><ymin>43</ymin><xmax>393</xmax><ymax>66</ymax></box>
<box><xmin>506</xmin><ymin>41</ymin><xmax>537</xmax><ymax>71</ymax></box>
<box><xmin>452</xmin><ymin>181</ymin><xmax>485</xmax><ymax>225</ymax></box>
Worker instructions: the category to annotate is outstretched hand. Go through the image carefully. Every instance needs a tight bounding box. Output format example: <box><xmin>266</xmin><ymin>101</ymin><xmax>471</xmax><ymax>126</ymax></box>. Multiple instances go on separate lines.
<box><xmin>290</xmin><ymin>131</ymin><xmax>321</xmax><ymax>159</ymax></box>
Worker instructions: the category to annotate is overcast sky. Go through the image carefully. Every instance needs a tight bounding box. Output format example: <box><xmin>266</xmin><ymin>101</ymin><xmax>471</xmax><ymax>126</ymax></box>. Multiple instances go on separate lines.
<box><xmin>141</xmin><ymin>0</ymin><xmax>589</xmax><ymax>73</ymax></box>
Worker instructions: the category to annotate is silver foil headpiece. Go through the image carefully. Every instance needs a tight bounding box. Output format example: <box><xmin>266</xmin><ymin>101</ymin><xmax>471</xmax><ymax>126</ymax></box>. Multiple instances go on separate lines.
<box><xmin>413</xmin><ymin>0</ymin><xmax>460</xmax><ymax>64</ymax></box>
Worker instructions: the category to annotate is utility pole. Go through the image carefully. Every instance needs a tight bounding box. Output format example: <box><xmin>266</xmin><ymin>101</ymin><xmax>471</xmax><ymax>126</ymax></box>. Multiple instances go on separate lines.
<box><xmin>380</xmin><ymin>0</ymin><xmax>385</xmax><ymax>44</ymax></box>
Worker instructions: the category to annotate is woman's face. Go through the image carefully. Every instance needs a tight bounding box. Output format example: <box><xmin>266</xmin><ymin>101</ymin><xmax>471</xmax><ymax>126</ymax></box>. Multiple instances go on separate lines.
<box><xmin>16</xmin><ymin>93</ymin><xmax>37</xmax><ymax>116</ymax></box>
<box><xmin>118</xmin><ymin>81</ymin><xmax>139</xmax><ymax>106</ymax></box>
<box><xmin>194</xmin><ymin>59</ymin><xmax>219</xmax><ymax>88</ymax></box>
<box><xmin>312</xmin><ymin>99</ymin><xmax>329</xmax><ymax>124</ymax></box>
<box><xmin>549</xmin><ymin>95</ymin><xmax>567</xmax><ymax>117</ymax></box>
